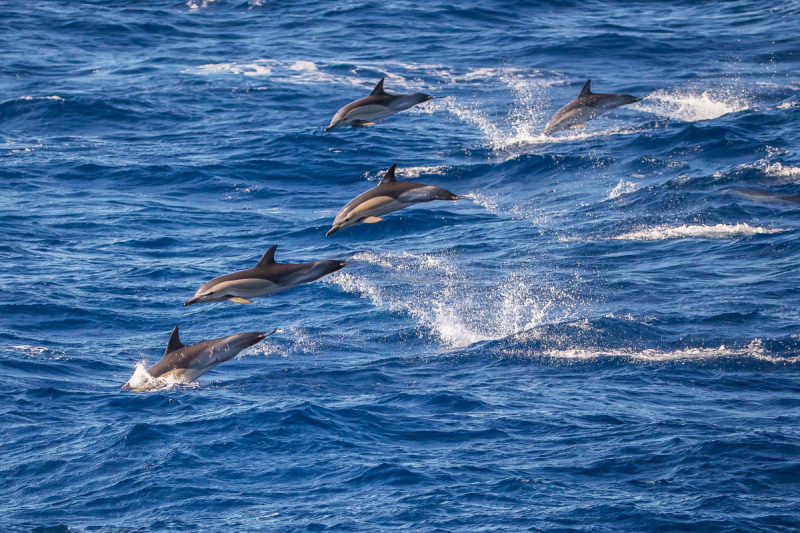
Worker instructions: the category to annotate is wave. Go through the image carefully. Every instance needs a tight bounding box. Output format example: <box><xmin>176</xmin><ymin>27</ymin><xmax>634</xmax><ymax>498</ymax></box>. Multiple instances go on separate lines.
<box><xmin>614</xmin><ymin>223</ymin><xmax>784</xmax><ymax>241</ymax></box>
<box><xmin>738</xmin><ymin>157</ymin><xmax>800</xmax><ymax>180</ymax></box>
<box><xmin>635</xmin><ymin>87</ymin><xmax>749</xmax><ymax>122</ymax></box>
<box><xmin>324</xmin><ymin>251</ymin><xmax>577</xmax><ymax>349</ymax></box>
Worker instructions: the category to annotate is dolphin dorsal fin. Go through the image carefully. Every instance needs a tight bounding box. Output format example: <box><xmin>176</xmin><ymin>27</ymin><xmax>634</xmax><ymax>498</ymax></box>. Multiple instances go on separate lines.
<box><xmin>370</xmin><ymin>78</ymin><xmax>387</xmax><ymax>96</ymax></box>
<box><xmin>165</xmin><ymin>326</ymin><xmax>185</xmax><ymax>355</ymax></box>
<box><xmin>580</xmin><ymin>79</ymin><xmax>592</xmax><ymax>97</ymax></box>
<box><xmin>257</xmin><ymin>245</ymin><xmax>278</xmax><ymax>267</ymax></box>
<box><xmin>378</xmin><ymin>164</ymin><xmax>398</xmax><ymax>186</ymax></box>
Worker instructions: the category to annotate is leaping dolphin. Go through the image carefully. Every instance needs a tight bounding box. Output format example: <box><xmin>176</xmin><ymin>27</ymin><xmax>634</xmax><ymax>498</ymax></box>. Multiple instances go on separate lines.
<box><xmin>326</xmin><ymin>164</ymin><xmax>460</xmax><ymax>236</ymax></box>
<box><xmin>544</xmin><ymin>80</ymin><xmax>641</xmax><ymax>135</ymax></box>
<box><xmin>184</xmin><ymin>246</ymin><xmax>352</xmax><ymax>305</ymax></box>
<box><xmin>121</xmin><ymin>326</ymin><xmax>275</xmax><ymax>390</ymax></box>
<box><xmin>325</xmin><ymin>78</ymin><xmax>438</xmax><ymax>131</ymax></box>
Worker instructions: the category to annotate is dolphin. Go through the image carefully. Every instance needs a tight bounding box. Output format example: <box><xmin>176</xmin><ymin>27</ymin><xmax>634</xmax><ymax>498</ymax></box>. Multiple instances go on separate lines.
<box><xmin>325</xmin><ymin>78</ymin><xmax>438</xmax><ymax>131</ymax></box>
<box><xmin>730</xmin><ymin>189</ymin><xmax>800</xmax><ymax>205</ymax></box>
<box><xmin>121</xmin><ymin>326</ymin><xmax>276</xmax><ymax>390</ymax></box>
<box><xmin>326</xmin><ymin>164</ymin><xmax>460</xmax><ymax>236</ymax></box>
<box><xmin>184</xmin><ymin>245</ymin><xmax>352</xmax><ymax>305</ymax></box>
<box><xmin>544</xmin><ymin>79</ymin><xmax>641</xmax><ymax>135</ymax></box>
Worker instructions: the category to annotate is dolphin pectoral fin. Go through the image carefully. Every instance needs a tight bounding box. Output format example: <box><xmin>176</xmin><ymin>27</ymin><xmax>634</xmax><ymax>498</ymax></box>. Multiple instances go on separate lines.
<box><xmin>361</xmin><ymin>216</ymin><xmax>383</xmax><ymax>223</ymax></box>
<box><xmin>351</xmin><ymin>120</ymin><xmax>377</xmax><ymax>128</ymax></box>
<box><xmin>227</xmin><ymin>296</ymin><xmax>254</xmax><ymax>304</ymax></box>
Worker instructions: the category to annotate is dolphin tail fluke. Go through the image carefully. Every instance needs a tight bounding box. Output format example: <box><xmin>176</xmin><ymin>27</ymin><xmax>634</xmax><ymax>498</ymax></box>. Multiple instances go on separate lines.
<box><xmin>228</xmin><ymin>296</ymin><xmax>254</xmax><ymax>304</ymax></box>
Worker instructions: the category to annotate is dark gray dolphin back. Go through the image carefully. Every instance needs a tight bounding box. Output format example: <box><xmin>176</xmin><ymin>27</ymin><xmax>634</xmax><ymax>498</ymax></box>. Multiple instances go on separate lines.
<box><xmin>578</xmin><ymin>79</ymin><xmax>641</xmax><ymax>106</ymax></box>
<box><xmin>579</xmin><ymin>79</ymin><xmax>592</xmax><ymax>98</ymax></box>
<box><xmin>147</xmin><ymin>327</ymin><xmax>211</xmax><ymax>376</ymax></box>
<box><xmin>257</xmin><ymin>245</ymin><xmax>278</xmax><ymax>267</ymax></box>
<box><xmin>343</xmin><ymin>164</ymin><xmax>458</xmax><ymax>208</ymax></box>
<box><xmin>164</xmin><ymin>325</ymin><xmax>184</xmax><ymax>357</ymax></box>
<box><xmin>379</xmin><ymin>163</ymin><xmax>398</xmax><ymax>185</ymax></box>
<box><xmin>371</xmin><ymin>78</ymin><xmax>388</xmax><ymax>96</ymax></box>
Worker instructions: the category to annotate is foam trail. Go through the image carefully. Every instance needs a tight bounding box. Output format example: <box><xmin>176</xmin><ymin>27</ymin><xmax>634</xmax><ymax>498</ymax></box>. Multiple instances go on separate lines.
<box><xmin>519</xmin><ymin>340</ymin><xmax>799</xmax><ymax>365</ymax></box>
<box><xmin>614</xmin><ymin>223</ymin><xmax>783</xmax><ymax>241</ymax></box>
<box><xmin>635</xmin><ymin>88</ymin><xmax>749</xmax><ymax>122</ymax></box>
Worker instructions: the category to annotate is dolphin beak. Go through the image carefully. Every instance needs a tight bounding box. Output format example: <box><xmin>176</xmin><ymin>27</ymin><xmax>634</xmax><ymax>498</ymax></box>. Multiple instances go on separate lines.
<box><xmin>326</xmin><ymin>226</ymin><xmax>340</xmax><ymax>236</ymax></box>
<box><xmin>325</xmin><ymin>121</ymin><xmax>341</xmax><ymax>132</ymax></box>
<box><xmin>183</xmin><ymin>297</ymin><xmax>199</xmax><ymax>306</ymax></box>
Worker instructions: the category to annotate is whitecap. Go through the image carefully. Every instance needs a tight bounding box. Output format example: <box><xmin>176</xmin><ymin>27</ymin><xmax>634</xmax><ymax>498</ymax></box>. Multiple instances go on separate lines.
<box><xmin>608</xmin><ymin>179</ymin><xmax>637</xmax><ymax>199</ymax></box>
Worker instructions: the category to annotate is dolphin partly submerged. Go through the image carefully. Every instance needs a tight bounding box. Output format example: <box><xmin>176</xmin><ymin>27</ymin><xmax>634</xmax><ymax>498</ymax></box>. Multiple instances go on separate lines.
<box><xmin>325</xmin><ymin>78</ymin><xmax>438</xmax><ymax>131</ymax></box>
<box><xmin>544</xmin><ymin>79</ymin><xmax>641</xmax><ymax>135</ymax></box>
<box><xmin>184</xmin><ymin>246</ymin><xmax>352</xmax><ymax>305</ymax></box>
<box><xmin>326</xmin><ymin>164</ymin><xmax>460</xmax><ymax>236</ymax></box>
<box><xmin>121</xmin><ymin>326</ymin><xmax>275</xmax><ymax>390</ymax></box>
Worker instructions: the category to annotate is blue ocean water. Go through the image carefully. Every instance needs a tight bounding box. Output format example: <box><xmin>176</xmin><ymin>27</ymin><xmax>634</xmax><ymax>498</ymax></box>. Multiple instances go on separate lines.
<box><xmin>2</xmin><ymin>0</ymin><xmax>800</xmax><ymax>530</ymax></box>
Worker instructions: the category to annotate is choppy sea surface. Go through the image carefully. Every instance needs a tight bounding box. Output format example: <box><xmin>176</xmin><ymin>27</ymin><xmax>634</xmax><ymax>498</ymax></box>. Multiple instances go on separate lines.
<box><xmin>2</xmin><ymin>1</ymin><xmax>800</xmax><ymax>531</ymax></box>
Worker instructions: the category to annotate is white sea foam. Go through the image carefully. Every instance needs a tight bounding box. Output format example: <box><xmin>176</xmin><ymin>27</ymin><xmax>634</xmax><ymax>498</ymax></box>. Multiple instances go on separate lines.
<box><xmin>325</xmin><ymin>251</ymin><xmax>576</xmax><ymax>349</ymax></box>
<box><xmin>396</xmin><ymin>165</ymin><xmax>450</xmax><ymax>179</ymax></box>
<box><xmin>614</xmin><ymin>223</ymin><xmax>783</xmax><ymax>241</ymax></box>
<box><xmin>288</xmin><ymin>61</ymin><xmax>317</xmax><ymax>72</ymax></box>
<box><xmin>186</xmin><ymin>0</ymin><xmax>217</xmax><ymax>9</ymax></box>
<box><xmin>17</xmin><ymin>95</ymin><xmax>63</xmax><ymax>101</ymax></box>
<box><xmin>362</xmin><ymin>165</ymin><xmax>450</xmax><ymax>182</ymax></box>
<box><xmin>608</xmin><ymin>179</ymin><xmax>637</xmax><ymax>199</ymax></box>
<box><xmin>635</xmin><ymin>88</ymin><xmax>749</xmax><ymax>122</ymax></box>
<box><xmin>528</xmin><ymin>339</ymin><xmax>798</xmax><ymax>364</ymax></box>
<box><xmin>12</xmin><ymin>345</ymin><xmax>49</xmax><ymax>356</ymax></box>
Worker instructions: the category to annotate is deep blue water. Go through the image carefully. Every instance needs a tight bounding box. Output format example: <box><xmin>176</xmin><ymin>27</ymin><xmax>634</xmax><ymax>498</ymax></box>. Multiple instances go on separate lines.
<box><xmin>2</xmin><ymin>1</ymin><xmax>800</xmax><ymax>531</ymax></box>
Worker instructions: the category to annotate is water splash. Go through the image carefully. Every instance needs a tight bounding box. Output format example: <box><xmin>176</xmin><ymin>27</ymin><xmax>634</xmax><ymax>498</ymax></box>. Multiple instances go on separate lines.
<box><xmin>325</xmin><ymin>251</ymin><xmax>577</xmax><ymax>349</ymax></box>
<box><xmin>122</xmin><ymin>363</ymin><xmax>195</xmax><ymax>392</ymax></box>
